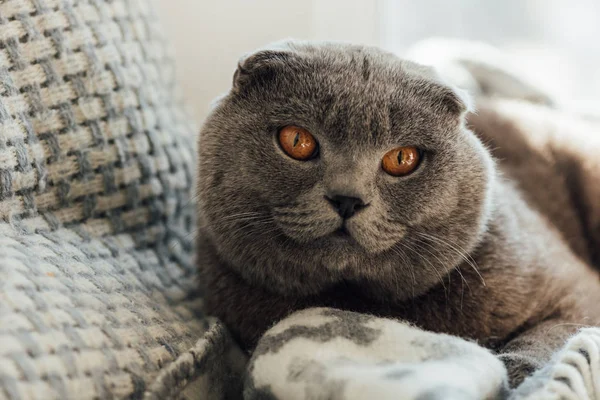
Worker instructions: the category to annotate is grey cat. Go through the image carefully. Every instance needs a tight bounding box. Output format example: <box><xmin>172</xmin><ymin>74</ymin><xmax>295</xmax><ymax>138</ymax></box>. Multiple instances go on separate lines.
<box><xmin>196</xmin><ymin>40</ymin><xmax>600</xmax><ymax>387</ymax></box>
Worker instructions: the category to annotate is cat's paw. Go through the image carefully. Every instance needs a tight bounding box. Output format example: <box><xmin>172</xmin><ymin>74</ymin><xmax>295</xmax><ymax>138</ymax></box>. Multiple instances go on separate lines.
<box><xmin>245</xmin><ymin>307</ymin><xmax>508</xmax><ymax>400</ymax></box>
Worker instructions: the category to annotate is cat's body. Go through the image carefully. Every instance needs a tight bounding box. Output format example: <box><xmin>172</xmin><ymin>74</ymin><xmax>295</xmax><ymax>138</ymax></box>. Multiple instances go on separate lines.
<box><xmin>197</xmin><ymin>41</ymin><xmax>600</xmax><ymax>386</ymax></box>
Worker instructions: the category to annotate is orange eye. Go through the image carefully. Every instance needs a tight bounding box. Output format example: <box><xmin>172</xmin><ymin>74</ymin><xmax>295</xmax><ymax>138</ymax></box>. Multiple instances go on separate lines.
<box><xmin>382</xmin><ymin>146</ymin><xmax>421</xmax><ymax>176</ymax></box>
<box><xmin>278</xmin><ymin>126</ymin><xmax>319</xmax><ymax>160</ymax></box>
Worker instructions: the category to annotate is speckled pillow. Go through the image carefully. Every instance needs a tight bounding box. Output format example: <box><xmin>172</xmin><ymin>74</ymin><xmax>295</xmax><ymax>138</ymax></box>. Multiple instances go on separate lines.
<box><xmin>0</xmin><ymin>1</ymin><xmax>244</xmax><ymax>399</ymax></box>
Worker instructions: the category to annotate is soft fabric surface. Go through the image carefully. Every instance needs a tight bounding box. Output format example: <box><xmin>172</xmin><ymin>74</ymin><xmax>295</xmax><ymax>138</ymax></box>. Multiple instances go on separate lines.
<box><xmin>0</xmin><ymin>1</ymin><xmax>245</xmax><ymax>398</ymax></box>
<box><xmin>246</xmin><ymin>308</ymin><xmax>600</xmax><ymax>400</ymax></box>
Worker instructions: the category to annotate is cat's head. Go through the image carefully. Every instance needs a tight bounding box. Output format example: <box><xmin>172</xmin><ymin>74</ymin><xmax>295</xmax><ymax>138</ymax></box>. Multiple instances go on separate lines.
<box><xmin>197</xmin><ymin>40</ymin><xmax>495</xmax><ymax>300</ymax></box>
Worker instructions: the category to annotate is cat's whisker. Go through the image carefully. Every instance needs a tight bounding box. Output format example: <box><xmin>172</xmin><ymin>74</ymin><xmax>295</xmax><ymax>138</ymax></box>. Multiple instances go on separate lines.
<box><xmin>415</xmin><ymin>238</ymin><xmax>470</xmax><ymax>309</ymax></box>
<box><xmin>389</xmin><ymin>244</ymin><xmax>413</xmax><ymax>299</ymax></box>
<box><xmin>546</xmin><ymin>322</ymin><xmax>591</xmax><ymax>334</ymax></box>
<box><xmin>403</xmin><ymin>240</ymin><xmax>448</xmax><ymax>297</ymax></box>
<box><xmin>217</xmin><ymin>214</ymin><xmax>272</xmax><ymax>226</ymax></box>
<box><xmin>429</xmin><ymin>234</ymin><xmax>481</xmax><ymax>277</ymax></box>
<box><xmin>217</xmin><ymin>211</ymin><xmax>264</xmax><ymax>222</ymax></box>
<box><xmin>457</xmin><ymin>266</ymin><xmax>466</xmax><ymax>311</ymax></box>
<box><xmin>272</xmin><ymin>208</ymin><xmax>315</xmax><ymax>218</ymax></box>
<box><xmin>414</xmin><ymin>236</ymin><xmax>470</xmax><ymax>305</ymax></box>
<box><xmin>228</xmin><ymin>217</ymin><xmax>274</xmax><ymax>230</ymax></box>
<box><xmin>167</xmin><ymin>227</ymin><xmax>200</xmax><ymax>252</ymax></box>
<box><xmin>219</xmin><ymin>219</ymin><xmax>273</xmax><ymax>238</ymax></box>
<box><xmin>167</xmin><ymin>216</ymin><xmax>270</xmax><ymax>253</ymax></box>
<box><xmin>237</xmin><ymin>226</ymin><xmax>286</xmax><ymax>262</ymax></box>
<box><xmin>172</xmin><ymin>191</ymin><xmax>201</xmax><ymax>211</ymax></box>
<box><xmin>273</xmin><ymin>216</ymin><xmax>318</xmax><ymax>226</ymax></box>
<box><xmin>407</xmin><ymin>240</ymin><xmax>454</xmax><ymax>306</ymax></box>
<box><xmin>223</xmin><ymin>217</ymin><xmax>275</xmax><ymax>241</ymax></box>
<box><xmin>415</xmin><ymin>231</ymin><xmax>486</xmax><ymax>286</ymax></box>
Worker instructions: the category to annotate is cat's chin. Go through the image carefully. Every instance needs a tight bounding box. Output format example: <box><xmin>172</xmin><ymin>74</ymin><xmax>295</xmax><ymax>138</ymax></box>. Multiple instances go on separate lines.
<box><xmin>330</xmin><ymin>226</ymin><xmax>353</xmax><ymax>240</ymax></box>
<box><xmin>317</xmin><ymin>229</ymin><xmax>360</xmax><ymax>250</ymax></box>
<box><xmin>275</xmin><ymin>219</ymin><xmax>404</xmax><ymax>257</ymax></box>
<box><xmin>315</xmin><ymin>225</ymin><xmax>401</xmax><ymax>256</ymax></box>
<box><xmin>348</xmin><ymin>223</ymin><xmax>406</xmax><ymax>254</ymax></box>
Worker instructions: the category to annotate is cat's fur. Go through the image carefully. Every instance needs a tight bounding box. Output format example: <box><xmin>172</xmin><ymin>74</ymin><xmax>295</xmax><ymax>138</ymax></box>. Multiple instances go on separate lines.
<box><xmin>196</xmin><ymin>40</ymin><xmax>600</xmax><ymax>386</ymax></box>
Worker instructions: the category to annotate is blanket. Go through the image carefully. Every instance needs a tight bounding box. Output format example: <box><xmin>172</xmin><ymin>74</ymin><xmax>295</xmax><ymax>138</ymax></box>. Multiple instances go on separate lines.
<box><xmin>245</xmin><ymin>308</ymin><xmax>600</xmax><ymax>400</ymax></box>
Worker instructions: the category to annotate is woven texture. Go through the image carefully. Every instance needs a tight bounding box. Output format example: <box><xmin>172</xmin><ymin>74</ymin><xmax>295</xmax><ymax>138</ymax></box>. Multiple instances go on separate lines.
<box><xmin>0</xmin><ymin>1</ymin><xmax>243</xmax><ymax>399</ymax></box>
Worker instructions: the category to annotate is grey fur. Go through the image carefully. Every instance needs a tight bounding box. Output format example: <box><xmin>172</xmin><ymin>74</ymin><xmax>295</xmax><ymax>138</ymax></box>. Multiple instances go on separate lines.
<box><xmin>197</xmin><ymin>40</ymin><xmax>493</xmax><ymax>300</ymax></box>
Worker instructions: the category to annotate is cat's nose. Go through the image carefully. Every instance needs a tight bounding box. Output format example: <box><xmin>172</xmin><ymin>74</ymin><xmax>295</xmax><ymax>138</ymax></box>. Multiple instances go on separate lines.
<box><xmin>325</xmin><ymin>195</ymin><xmax>367</xmax><ymax>219</ymax></box>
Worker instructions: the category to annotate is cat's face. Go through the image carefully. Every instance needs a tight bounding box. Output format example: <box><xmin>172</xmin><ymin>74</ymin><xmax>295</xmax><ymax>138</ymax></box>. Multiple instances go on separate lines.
<box><xmin>198</xmin><ymin>41</ymin><xmax>495</xmax><ymax>300</ymax></box>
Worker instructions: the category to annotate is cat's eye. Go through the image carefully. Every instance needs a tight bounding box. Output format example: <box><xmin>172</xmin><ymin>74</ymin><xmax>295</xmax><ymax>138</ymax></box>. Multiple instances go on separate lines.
<box><xmin>278</xmin><ymin>126</ymin><xmax>319</xmax><ymax>160</ymax></box>
<box><xmin>382</xmin><ymin>146</ymin><xmax>421</xmax><ymax>176</ymax></box>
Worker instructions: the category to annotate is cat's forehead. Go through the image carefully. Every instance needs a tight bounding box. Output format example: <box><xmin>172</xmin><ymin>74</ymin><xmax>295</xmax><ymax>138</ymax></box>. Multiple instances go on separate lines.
<box><xmin>278</xmin><ymin>63</ymin><xmax>451</xmax><ymax>144</ymax></box>
<box><xmin>283</xmin><ymin>43</ymin><xmax>403</xmax><ymax>93</ymax></box>
<box><xmin>282</xmin><ymin>41</ymin><xmax>441</xmax><ymax>86</ymax></box>
<box><xmin>228</xmin><ymin>41</ymin><xmax>467</xmax><ymax>147</ymax></box>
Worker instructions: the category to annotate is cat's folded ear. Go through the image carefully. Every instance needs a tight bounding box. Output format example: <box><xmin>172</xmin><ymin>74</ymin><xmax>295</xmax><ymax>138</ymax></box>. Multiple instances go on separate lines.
<box><xmin>404</xmin><ymin>61</ymin><xmax>474</xmax><ymax>117</ymax></box>
<box><xmin>232</xmin><ymin>42</ymin><xmax>295</xmax><ymax>93</ymax></box>
<box><xmin>438</xmin><ymin>85</ymin><xmax>474</xmax><ymax>116</ymax></box>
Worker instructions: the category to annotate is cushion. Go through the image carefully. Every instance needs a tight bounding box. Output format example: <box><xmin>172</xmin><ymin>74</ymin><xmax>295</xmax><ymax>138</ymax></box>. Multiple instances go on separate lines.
<box><xmin>0</xmin><ymin>1</ymin><xmax>244</xmax><ymax>399</ymax></box>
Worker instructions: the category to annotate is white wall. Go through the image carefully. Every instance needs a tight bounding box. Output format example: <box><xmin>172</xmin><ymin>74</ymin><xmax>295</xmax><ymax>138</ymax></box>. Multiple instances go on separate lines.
<box><xmin>156</xmin><ymin>0</ymin><xmax>381</xmax><ymax>124</ymax></box>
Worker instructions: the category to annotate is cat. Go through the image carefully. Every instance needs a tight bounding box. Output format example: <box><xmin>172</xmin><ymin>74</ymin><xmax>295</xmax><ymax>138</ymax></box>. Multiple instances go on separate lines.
<box><xmin>196</xmin><ymin>40</ymin><xmax>600</xmax><ymax>387</ymax></box>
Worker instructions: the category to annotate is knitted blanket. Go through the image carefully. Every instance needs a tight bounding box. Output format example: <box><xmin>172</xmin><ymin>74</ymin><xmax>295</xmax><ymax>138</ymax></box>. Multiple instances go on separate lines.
<box><xmin>245</xmin><ymin>308</ymin><xmax>600</xmax><ymax>400</ymax></box>
<box><xmin>0</xmin><ymin>1</ymin><xmax>247</xmax><ymax>399</ymax></box>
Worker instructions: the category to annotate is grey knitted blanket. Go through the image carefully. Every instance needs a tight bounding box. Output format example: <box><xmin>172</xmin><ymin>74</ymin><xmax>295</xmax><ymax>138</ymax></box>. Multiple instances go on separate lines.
<box><xmin>0</xmin><ymin>1</ymin><xmax>244</xmax><ymax>398</ymax></box>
